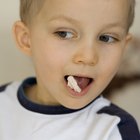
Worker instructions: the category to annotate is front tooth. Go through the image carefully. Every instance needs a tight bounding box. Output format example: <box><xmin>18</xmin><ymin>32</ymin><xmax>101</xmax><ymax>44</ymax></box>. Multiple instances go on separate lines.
<box><xmin>67</xmin><ymin>76</ymin><xmax>81</xmax><ymax>93</ymax></box>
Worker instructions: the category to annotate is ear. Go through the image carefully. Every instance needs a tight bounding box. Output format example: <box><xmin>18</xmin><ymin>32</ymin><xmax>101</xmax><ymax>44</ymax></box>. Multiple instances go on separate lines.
<box><xmin>13</xmin><ymin>21</ymin><xmax>32</xmax><ymax>56</ymax></box>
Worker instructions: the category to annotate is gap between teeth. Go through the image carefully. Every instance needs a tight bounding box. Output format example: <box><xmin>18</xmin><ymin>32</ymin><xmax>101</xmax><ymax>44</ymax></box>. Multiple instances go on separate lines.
<box><xmin>67</xmin><ymin>76</ymin><xmax>81</xmax><ymax>93</ymax></box>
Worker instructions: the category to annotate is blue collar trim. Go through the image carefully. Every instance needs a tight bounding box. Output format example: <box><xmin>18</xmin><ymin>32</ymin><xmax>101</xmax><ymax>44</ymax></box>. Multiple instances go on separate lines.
<box><xmin>17</xmin><ymin>77</ymin><xmax>98</xmax><ymax>115</ymax></box>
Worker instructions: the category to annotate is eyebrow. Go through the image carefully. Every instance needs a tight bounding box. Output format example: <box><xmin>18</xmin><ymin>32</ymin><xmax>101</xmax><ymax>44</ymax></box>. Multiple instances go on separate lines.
<box><xmin>49</xmin><ymin>15</ymin><xmax>126</xmax><ymax>32</ymax></box>
<box><xmin>103</xmin><ymin>22</ymin><xmax>126</xmax><ymax>29</ymax></box>
<box><xmin>49</xmin><ymin>15</ymin><xmax>81</xmax><ymax>25</ymax></box>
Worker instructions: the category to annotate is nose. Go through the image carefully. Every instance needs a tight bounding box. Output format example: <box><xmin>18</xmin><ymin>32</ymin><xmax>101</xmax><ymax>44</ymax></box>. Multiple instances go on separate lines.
<box><xmin>72</xmin><ymin>40</ymin><xmax>99</xmax><ymax>66</ymax></box>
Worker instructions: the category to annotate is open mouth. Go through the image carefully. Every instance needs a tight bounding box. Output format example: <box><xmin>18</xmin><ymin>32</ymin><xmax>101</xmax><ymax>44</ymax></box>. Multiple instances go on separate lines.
<box><xmin>64</xmin><ymin>75</ymin><xmax>93</xmax><ymax>93</ymax></box>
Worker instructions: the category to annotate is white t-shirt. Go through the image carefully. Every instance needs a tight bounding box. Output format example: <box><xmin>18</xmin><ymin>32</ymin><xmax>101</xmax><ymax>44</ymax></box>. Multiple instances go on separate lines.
<box><xmin>0</xmin><ymin>77</ymin><xmax>139</xmax><ymax>140</ymax></box>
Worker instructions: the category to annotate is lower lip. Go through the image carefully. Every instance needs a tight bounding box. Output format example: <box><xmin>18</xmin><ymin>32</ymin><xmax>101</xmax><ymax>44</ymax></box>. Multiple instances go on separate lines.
<box><xmin>65</xmin><ymin>80</ymin><xmax>93</xmax><ymax>97</ymax></box>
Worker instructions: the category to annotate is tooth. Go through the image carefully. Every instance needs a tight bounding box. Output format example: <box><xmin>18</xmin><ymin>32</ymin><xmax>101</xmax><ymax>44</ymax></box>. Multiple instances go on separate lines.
<box><xmin>67</xmin><ymin>76</ymin><xmax>81</xmax><ymax>93</ymax></box>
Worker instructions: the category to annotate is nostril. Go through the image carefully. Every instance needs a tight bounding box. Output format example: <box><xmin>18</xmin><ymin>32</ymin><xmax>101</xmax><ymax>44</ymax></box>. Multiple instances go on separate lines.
<box><xmin>72</xmin><ymin>42</ymin><xmax>99</xmax><ymax>66</ymax></box>
<box><xmin>72</xmin><ymin>51</ymin><xmax>98</xmax><ymax>66</ymax></box>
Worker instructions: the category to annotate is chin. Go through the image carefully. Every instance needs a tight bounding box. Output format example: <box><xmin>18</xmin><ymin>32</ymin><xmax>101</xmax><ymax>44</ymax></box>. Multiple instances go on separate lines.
<box><xmin>63</xmin><ymin>100</ymin><xmax>91</xmax><ymax>110</ymax></box>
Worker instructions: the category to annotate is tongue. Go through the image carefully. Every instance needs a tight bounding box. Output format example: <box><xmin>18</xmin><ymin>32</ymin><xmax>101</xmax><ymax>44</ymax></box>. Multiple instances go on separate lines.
<box><xmin>74</xmin><ymin>76</ymin><xmax>90</xmax><ymax>90</ymax></box>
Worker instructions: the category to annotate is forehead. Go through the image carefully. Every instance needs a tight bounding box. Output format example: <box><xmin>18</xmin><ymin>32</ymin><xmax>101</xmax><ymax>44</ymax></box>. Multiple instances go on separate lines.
<box><xmin>37</xmin><ymin>0</ymin><xmax>129</xmax><ymax>25</ymax></box>
<box><xmin>41</xmin><ymin>0</ymin><xmax>129</xmax><ymax>11</ymax></box>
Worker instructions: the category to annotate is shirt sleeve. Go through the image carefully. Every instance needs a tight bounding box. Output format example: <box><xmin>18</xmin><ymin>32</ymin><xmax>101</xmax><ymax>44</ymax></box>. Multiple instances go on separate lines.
<box><xmin>98</xmin><ymin>103</ymin><xmax>140</xmax><ymax>140</ymax></box>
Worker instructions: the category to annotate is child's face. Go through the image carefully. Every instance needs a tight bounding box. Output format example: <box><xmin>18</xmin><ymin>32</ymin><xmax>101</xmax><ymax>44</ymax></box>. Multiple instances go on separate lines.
<box><xmin>16</xmin><ymin>0</ymin><xmax>131</xmax><ymax>109</ymax></box>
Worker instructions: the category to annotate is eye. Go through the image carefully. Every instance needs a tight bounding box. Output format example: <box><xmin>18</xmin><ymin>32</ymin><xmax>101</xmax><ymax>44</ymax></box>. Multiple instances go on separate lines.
<box><xmin>99</xmin><ymin>35</ymin><xmax>117</xmax><ymax>43</ymax></box>
<box><xmin>54</xmin><ymin>31</ymin><xmax>75</xmax><ymax>39</ymax></box>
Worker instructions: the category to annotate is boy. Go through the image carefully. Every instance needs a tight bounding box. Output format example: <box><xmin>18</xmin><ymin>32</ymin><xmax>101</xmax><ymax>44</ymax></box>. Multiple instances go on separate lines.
<box><xmin>0</xmin><ymin>0</ymin><xmax>140</xmax><ymax>139</ymax></box>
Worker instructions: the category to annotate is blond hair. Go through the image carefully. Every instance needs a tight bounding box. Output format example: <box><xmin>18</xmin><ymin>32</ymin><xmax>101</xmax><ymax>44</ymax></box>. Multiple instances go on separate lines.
<box><xmin>20</xmin><ymin>0</ymin><xmax>135</xmax><ymax>30</ymax></box>
<box><xmin>20</xmin><ymin>0</ymin><xmax>45</xmax><ymax>25</ymax></box>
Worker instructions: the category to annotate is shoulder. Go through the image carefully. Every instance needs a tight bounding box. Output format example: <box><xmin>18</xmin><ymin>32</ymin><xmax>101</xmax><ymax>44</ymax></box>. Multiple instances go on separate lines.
<box><xmin>0</xmin><ymin>83</ymin><xmax>10</xmax><ymax>92</ymax></box>
<box><xmin>0</xmin><ymin>81</ymin><xmax>21</xmax><ymax>100</ymax></box>
<box><xmin>98</xmin><ymin>102</ymin><xmax>140</xmax><ymax>140</ymax></box>
<box><xmin>0</xmin><ymin>81</ymin><xmax>23</xmax><ymax>118</ymax></box>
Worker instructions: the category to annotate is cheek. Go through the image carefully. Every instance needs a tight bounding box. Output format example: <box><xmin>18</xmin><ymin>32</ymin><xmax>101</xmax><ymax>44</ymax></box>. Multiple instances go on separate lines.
<box><xmin>94</xmin><ymin>48</ymin><xmax>124</xmax><ymax>95</ymax></box>
<box><xmin>99</xmin><ymin>47</ymin><xmax>124</xmax><ymax>79</ymax></box>
<box><xmin>31</xmin><ymin>41</ymin><xmax>69</xmax><ymax>77</ymax></box>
